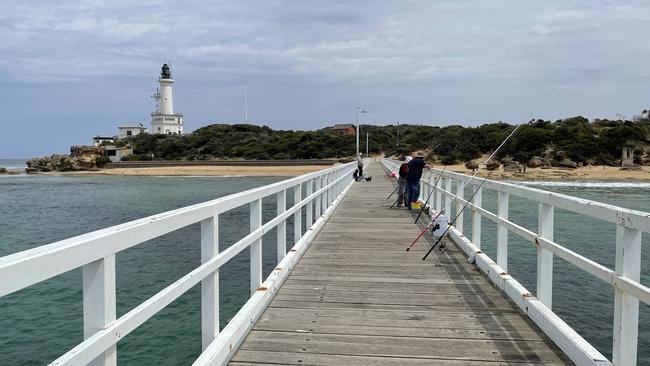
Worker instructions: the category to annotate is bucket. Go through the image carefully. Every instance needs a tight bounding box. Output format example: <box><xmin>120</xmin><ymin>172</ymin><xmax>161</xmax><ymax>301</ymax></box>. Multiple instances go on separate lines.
<box><xmin>431</xmin><ymin>212</ymin><xmax>448</xmax><ymax>237</ymax></box>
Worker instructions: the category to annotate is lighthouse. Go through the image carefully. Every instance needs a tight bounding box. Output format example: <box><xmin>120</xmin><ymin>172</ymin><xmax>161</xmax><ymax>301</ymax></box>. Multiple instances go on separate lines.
<box><xmin>151</xmin><ymin>64</ymin><xmax>183</xmax><ymax>135</ymax></box>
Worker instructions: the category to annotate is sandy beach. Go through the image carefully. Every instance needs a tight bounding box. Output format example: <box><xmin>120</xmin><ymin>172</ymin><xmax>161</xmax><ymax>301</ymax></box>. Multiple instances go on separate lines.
<box><xmin>63</xmin><ymin>165</ymin><xmax>333</xmax><ymax>177</ymax></box>
<box><xmin>440</xmin><ymin>164</ymin><xmax>650</xmax><ymax>181</ymax></box>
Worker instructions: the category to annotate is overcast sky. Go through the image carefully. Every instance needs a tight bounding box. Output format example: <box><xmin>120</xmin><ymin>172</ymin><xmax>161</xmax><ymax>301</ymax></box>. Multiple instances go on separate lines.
<box><xmin>1</xmin><ymin>0</ymin><xmax>650</xmax><ymax>157</ymax></box>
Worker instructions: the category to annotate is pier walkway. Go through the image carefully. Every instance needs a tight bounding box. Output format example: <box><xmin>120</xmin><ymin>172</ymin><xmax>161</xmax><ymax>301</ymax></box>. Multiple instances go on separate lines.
<box><xmin>229</xmin><ymin>162</ymin><xmax>570</xmax><ymax>365</ymax></box>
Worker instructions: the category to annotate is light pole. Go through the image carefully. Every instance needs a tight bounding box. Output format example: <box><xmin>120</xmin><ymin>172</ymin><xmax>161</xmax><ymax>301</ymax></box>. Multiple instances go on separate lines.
<box><xmin>355</xmin><ymin>107</ymin><xmax>369</xmax><ymax>158</ymax></box>
<box><xmin>366</xmin><ymin>132</ymin><xmax>369</xmax><ymax>157</ymax></box>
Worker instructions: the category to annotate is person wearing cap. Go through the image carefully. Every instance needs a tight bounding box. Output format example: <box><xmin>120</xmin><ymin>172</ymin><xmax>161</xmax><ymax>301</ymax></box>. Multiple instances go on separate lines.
<box><xmin>396</xmin><ymin>156</ymin><xmax>411</xmax><ymax>207</ymax></box>
<box><xmin>406</xmin><ymin>153</ymin><xmax>431</xmax><ymax>210</ymax></box>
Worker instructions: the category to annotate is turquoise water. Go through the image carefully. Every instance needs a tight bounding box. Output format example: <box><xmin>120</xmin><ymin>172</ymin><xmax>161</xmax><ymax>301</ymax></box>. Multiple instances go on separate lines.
<box><xmin>1</xmin><ymin>175</ymin><xmax>649</xmax><ymax>364</ymax></box>
<box><xmin>0</xmin><ymin>174</ymin><xmax>298</xmax><ymax>365</ymax></box>
<box><xmin>0</xmin><ymin>158</ymin><xmax>27</xmax><ymax>169</ymax></box>
<box><xmin>456</xmin><ymin>180</ymin><xmax>650</xmax><ymax>364</ymax></box>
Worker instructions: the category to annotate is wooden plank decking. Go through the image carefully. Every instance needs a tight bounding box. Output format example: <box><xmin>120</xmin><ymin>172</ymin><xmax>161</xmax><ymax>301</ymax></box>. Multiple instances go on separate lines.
<box><xmin>230</xmin><ymin>162</ymin><xmax>571</xmax><ymax>365</ymax></box>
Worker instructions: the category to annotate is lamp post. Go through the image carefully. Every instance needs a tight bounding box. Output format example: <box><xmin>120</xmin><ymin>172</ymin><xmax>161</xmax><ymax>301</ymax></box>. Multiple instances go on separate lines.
<box><xmin>355</xmin><ymin>107</ymin><xmax>369</xmax><ymax>158</ymax></box>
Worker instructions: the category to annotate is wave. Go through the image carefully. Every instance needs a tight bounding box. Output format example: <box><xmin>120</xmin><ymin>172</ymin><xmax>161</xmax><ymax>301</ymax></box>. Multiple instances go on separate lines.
<box><xmin>514</xmin><ymin>180</ymin><xmax>650</xmax><ymax>188</ymax></box>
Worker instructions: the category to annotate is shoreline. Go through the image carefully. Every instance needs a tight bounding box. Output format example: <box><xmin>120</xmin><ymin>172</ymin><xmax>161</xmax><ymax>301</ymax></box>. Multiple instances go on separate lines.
<box><xmin>6</xmin><ymin>163</ymin><xmax>650</xmax><ymax>181</ymax></box>
<box><xmin>60</xmin><ymin>165</ymin><xmax>333</xmax><ymax>177</ymax></box>
<box><xmin>442</xmin><ymin>164</ymin><xmax>650</xmax><ymax>182</ymax></box>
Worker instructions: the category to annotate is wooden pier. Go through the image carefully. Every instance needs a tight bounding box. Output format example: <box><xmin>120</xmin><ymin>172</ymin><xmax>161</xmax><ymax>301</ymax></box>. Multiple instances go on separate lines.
<box><xmin>230</xmin><ymin>162</ymin><xmax>570</xmax><ymax>365</ymax></box>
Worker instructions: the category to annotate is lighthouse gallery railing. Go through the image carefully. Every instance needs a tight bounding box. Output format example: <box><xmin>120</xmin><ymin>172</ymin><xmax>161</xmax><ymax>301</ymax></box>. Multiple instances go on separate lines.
<box><xmin>0</xmin><ymin>162</ymin><xmax>357</xmax><ymax>366</ymax></box>
<box><xmin>382</xmin><ymin>158</ymin><xmax>649</xmax><ymax>366</ymax></box>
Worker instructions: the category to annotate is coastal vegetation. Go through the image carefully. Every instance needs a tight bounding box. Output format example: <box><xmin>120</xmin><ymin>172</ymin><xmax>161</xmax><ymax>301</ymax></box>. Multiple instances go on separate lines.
<box><xmin>118</xmin><ymin>116</ymin><xmax>650</xmax><ymax>167</ymax></box>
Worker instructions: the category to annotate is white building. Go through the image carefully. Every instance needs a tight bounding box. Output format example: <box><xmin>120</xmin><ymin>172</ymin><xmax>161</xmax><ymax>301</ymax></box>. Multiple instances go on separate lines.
<box><xmin>104</xmin><ymin>145</ymin><xmax>134</xmax><ymax>162</ymax></box>
<box><xmin>151</xmin><ymin>64</ymin><xmax>183</xmax><ymax>135</ymax></box>
<box><xmin>117</xmin><ymin>123</ymin><xmax>147</xmax><ymax>139</ymax></box>
<box><xmin>92</xmin><ymin>136</ymin><xmax>115</xmax><ymax>146</ymax></box>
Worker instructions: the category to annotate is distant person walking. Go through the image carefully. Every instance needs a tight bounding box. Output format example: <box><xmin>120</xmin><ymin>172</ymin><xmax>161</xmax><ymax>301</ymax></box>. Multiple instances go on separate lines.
<box><xmin>397</xmin><ymin>156</ymin><xmax>412</xmax><ymax>207</ymax></box>
<box><xmin>406</xmin><ymin>153</ymin><xmax>431</xmax><ymax>210</ymax></box>
<box><xmin>357</xmin><ymin>153</ymin><xmax>364</xmax><ymax>177</ymax></box>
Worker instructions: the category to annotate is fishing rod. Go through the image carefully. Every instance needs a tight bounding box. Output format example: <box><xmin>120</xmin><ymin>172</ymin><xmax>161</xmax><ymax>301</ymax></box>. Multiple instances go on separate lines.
<box><xmin>387</xmin><ymin>143</ymin><xmax>442</xmax><ymax>201</ymax></box>
<box><xmin>412</xmin><ymin>165</ymin><xmax>447</xmax><ymax>223</ymax></box>
<box><xmin>422</xmin><ymin>167</ymin><xmax>496</xmax><ymax>260</ymax></box>
<box><xmin>420</xmin><ymin>124</ymin><xmax>522</xmax><ymax>260</ymax></box>
<box><xmin>406</xmin><ymin>124</ymin><xmax>522</xmax><ymax>251</ymax></box>
<box><xmin>414</xmin><ymin>143</ymin><xmax>457</xmax><ymax>224</ymax></box>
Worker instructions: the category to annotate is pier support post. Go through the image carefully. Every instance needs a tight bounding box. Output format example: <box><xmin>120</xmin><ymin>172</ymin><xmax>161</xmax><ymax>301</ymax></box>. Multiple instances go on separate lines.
<box><xmin>471</xmin><ymin>185</ymin><xmax>482</xmax><ymax>248</ymax></box>
<box><xmin>497</xmin><ymin>191</ymin><xmax>509</xmax><ymax>272</ymax></box>
<box><xmin>277</xmin><ymin>190</ymin><xmax>286</xmax><ymax>262</ymax></box>
<box><xmin>536</xmin><ymin>203</ymin><xmax>554</xmax><ymax>308</ymax></box>
<box><xmin>82</xmin><ymin>255</ymin><xmax>117</xmax><ymax>366</ymax></box>
<box><xmin>612</xmin><ymin>225</ymin><xmax>641</xmax><ymax>365</ymax></box>
<box><xmin>294</xmin><ymin>184</ymin><xmax>302</xmax><ymax>243</ymax></box>
<box><xmin>455</xmin><ymin>179</ymin><xmax>464</xmax><ymax>233</ymax></box>
<box><xmin>201</xmin><ymin>215</ymin><xmax>219</xmax><ymax>350</ymax></box>
<box><xmin>250</xmin><ymin>199</ymin><xmax>262</xmax><ymax>295</ymax></box>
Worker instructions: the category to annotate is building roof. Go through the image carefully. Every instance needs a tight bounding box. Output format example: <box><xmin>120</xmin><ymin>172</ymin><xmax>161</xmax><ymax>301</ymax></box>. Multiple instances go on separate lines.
<box><xmin>330</xmin><ymin>124</ymin><xmax>355</xmax><ymax>129</ymax></box>
<box><xmin>119</xmin><ymin>123</ymin><xmax>146</xmax><ymax>129</ymax></box>
<box><xmin>93</xmin><ymin>136</ymin><xmax>115</xmax><ymax>140</ymax></box>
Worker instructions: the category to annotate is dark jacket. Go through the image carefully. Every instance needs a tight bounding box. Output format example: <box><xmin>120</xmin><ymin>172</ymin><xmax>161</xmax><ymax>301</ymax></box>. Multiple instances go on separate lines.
<box><xmin>406</xmin><ymin>157</ymin><xmax>426</xmax><ymax>181</ymax></box>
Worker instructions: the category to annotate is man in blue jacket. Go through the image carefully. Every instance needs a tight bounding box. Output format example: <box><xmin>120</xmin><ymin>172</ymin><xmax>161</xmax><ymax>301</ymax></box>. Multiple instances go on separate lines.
<box><xmin>406</xmin><ymin>153</ymin><xmax>431</xmax><ymax>210</ymax></box>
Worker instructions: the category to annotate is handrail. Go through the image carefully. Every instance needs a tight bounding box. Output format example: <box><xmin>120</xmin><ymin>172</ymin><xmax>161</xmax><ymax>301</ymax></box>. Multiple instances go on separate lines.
<box><xmin>381</xmin><ymin>158</ymin><xmax>647</xmax><ymax>366</ymax></box>
<box><xmin>0</xmin><ymin>162</ymin><xmax>357</xmax><ymax>365</ymax></box>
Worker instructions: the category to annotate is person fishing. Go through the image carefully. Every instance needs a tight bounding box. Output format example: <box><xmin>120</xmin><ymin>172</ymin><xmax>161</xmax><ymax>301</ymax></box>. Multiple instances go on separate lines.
<box><xmin>406</xmin><ymin>152</ymin><xmax>431</xmax><ymax>210</ymax></box>
<box><xmin>396</xmin><ymin>156</ymin><xmax>412</xmax><ymax>207</ymax></box>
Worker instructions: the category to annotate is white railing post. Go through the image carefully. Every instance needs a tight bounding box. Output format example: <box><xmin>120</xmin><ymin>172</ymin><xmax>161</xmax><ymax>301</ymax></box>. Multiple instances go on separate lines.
<box><xmin>435</xmin><ymin>174</ymin><xmax>442</xmax><ymax>212</ymax></box>
<box><xmin>276</xmin><ymin>190</ymin><xmax>286</xmax><ymax>262</ymax></box>
<box><xmin>201</xmin><ymin>215</ymin><xmax>219</xmax><ymax>350</ymax></box>
<box><xmin>83</xmin><ymin>256</ymin><xmax>117</xmax><ymax>366</ymax></box>
<box><xmin>427</xmin><ymin>172</ymin><xmax>434</xmax><ymax>208</ymax></box>
<box><xmin>444</xmin><ymin>175</ymin><xmax>452</xmax><ymax>210</ymax></box>
<box><xmin>249</xmin><ymin>199</ymin><xmax>262</xmax><ymax>295</ymax></box>
<box><xmin>455</xmin><ymin>179</ymin><xmax>464</xmax><ymax>233</ymax></box>
<box><xmin>537</xmin><ymin>203</ymin><xmax>554</xmax><ymax>308</ymax></box>
<box><xmin>471</xmin><ymin>185</ymin><xmax>482</xmax><ymax>248</ymax></box>
<box><xmin>320</xmin><ymin>175</ymin><xmax>327</xmax><ymax>212</ymax></box>
<box><xmin>497</xmin><ymin>191</ymin><xmax>509</xmax><ymax>272</ymax></box>
<box><xmin>422</xmin><ymin>171</ymin><xmax>429</xmax><ymax>201</ymax></box>
<box><xmin>294</xmin><ymin>183</ymin><xmax>302</xmax><ymax>243</ymax></box>
<box><xmin>315</xmin><ymin>176</ymin><xmax>322</xmax><ymax>218</ymax></box>
<box><xmin>306</xmin><ymin>181</ymin><xmax>313</xmax><ymax>229</ymax></box>
<box><xmin>612</xmin><ymin>225</ymin><xmax>641</xmax><ymax>365</ymax></box>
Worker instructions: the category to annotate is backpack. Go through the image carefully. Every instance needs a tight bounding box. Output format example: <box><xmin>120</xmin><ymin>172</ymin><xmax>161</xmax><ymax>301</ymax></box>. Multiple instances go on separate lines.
<box><xmin>399</xmin><ymin>162</ymin><xmax>409</xmax><ymax>177</ymax></box>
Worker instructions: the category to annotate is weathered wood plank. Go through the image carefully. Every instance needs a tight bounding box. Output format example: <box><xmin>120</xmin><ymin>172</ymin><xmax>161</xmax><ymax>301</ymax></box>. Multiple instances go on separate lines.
<box><xmin>228</xmin><ymin>162</ymin><xmax>570</xmax><ymax>365</ymax></box>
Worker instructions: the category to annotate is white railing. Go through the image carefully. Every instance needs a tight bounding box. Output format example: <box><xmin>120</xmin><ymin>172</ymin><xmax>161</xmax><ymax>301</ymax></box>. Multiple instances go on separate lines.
<box><xmin>0</xmin><ymin>162</ymin><xmax>357</xmax><ymax>366</ymax></box>
<box><xmin>382</xmin><ymin>158</ymin><xmax>649</xmax><ymax>366</ymax></box>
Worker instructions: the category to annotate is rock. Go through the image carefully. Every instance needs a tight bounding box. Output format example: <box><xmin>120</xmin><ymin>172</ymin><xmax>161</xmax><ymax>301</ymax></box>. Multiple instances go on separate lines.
<box><xmin>485</xmin><ymin>160</ymin><xmax>500</xmax><ymax>171</ymax></box>
<box><xmin>0</xmin><ymin>167</ymin><xmax>6</xmax><ymax>174</ymax></box>
<box><xmin>500</xmin><ymin>156</ymin><xmax>521</xmax><ymax>172</ymax></box>
<box><xmin>465</xmin><ymin>161</ymin><xmax>478</xmax><ymax>170</ymax></box>
<box><xmin>26</xmin><ymin>154</ymin><xmax>97</xmax><ymax>172</ymax></box>
<box><xmin>528</xmin><ymin>156</ymin><xmax>544</xmax><ymax>168</ymax></box>
<box><xmin>557</xmin><ymin>160</ymin><xmax>578</xmax><ymax>169</ymax></box>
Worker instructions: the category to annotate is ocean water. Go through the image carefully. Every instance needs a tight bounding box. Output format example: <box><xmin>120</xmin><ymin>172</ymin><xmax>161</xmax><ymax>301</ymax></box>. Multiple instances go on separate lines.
<box><xmin>457</xmin><ymin>180</ymin><xmax>650</xmax><ymax>364</ymax></box>
<box><xmin>1</xmin><ymin>175</ymin><xmax>649</xmax><ymax>364</ymax></box>
<box><xmin>0</xmin><ymin>158</ymin><xmax>27</xmax><ymax>169</ymax></box>
<box><xmin>0</xmin><ymin>174</ymin><xmax>297</xmax><ymax>365</ymax></box>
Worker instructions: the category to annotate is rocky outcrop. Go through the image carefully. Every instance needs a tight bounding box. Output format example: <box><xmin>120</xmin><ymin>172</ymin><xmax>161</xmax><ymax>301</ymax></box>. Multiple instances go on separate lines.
<box><xmin>500</xmin><ymin>156</ymin><xmax>522</xmax><ymax>172</ymax></box>
<box><xmin>26</xmin><ymin>155</ymin><xmax>97</xmax><ymax>173</ymax></box>
<box><xmin>485</xmin><ymin>159</ymin><xmax>500</xmax><ymax>171</ymax></box>
<box><xmin>465</xmin><ymin>161</ymin><xmax>478</xmax><ymax>170</ymax></box>
<box><xmin>528</xmin><ymin>156</ymin><xmax>544</xmax><ymax>168</ymax></box>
